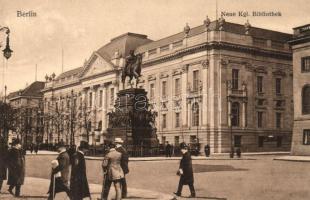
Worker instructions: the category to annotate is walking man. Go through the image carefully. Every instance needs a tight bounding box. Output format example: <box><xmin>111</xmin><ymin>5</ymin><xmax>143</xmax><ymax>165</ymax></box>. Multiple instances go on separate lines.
<box><xmin>174</xmin><ymin>143</ymin><xmax>196</xmax><ymax>198</ymax></box>
<box><xmin>115</xmin><ymin>138</ymin><xmax>129</xmax><ymax>198</ymax></box>
<box><xmin>70</xmin><ymin>141</ymin><xmax>91</xmax><ymax>200</ymax></box>
<box><xmin>7</xmin><ymin>139</ymin><xmax>25</xmax><ymax>197</ymax></box>
<box><xmin>47</xmin><ymin>144</ymin><xmax>71</xmax><ymax>200</ymax></box>
<box><xmin>0</xmin><ymin>136</ymin><xmax>8</xmax><ymax>193</ymax></box>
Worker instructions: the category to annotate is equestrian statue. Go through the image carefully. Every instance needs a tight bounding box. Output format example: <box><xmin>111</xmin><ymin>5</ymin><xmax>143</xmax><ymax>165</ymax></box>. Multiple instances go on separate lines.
<box><xmin>121</xmin><ymin>50</ymin><xmax>142</xmax><ymax>88</ymax></box>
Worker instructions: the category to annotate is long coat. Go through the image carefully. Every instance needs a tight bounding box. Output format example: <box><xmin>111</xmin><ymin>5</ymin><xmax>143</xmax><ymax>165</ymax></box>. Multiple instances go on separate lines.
<box><xmin>115</xmin><ymin>145</ymin><xmax>129</xmax><ymax>174</ymax></box>
<box><xmin>48</xmin><ymin>151</ymin><xmax>70</xmax><ymax>194</ymax></box>
<box><xmin>7</xmin><ymin>147</ymin><xmax>25</xmax><ymax>186</ymax></box>
<box><xmin>102</xmin><ymin>149</ymin><xmax>124</xmax><ymax>181</ymax></box>
<box><xmin>179</xmin><ymin>151</ymin><xmax>194</xmax><ymax>185</ymax></box>
<box><xmin>0</xmin><ymin>143</ymin><xmax>8</xmax><ymax>181</ymax></box>
<box><xmin>70</xmin><ymin>151</ymin><xmax>90</xmax><ymax>200</ymax></box>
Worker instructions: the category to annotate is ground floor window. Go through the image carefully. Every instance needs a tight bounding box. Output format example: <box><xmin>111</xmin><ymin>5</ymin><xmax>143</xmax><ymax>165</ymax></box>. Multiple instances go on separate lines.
<box><xmin>190</xmin><ymin>135</ymin><xmax>197</xmax><ymax>143</ymax></box>
<box><xmin>258</xmin><ymin>136</ymin><xmax>264</xmax><ymax>147</ymax></box>
<box><xmin>303</xmin><ymin>130</ymin><xmax>310</xmax><ymax>145</ymax></box>
<box><xmin>174</xmin><ymin>136</ymin><xmax>179</xmax><ymax>146</ymax></box>
<box><xmin>234</xmin><ymin>135</ymin><xmax>242</xmax><ymax>147</ymax></box>
<box><xmin>277</xmin><ymin>136</ymin><xmax>282</xmax><ymax>147</ymax></box>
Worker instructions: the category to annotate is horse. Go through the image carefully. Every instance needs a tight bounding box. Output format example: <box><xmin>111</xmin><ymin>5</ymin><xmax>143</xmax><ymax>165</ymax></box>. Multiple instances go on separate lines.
<box><xmin>121</xmin><ymin>54</ymin><xmax>142</xmax><ymax>88</ymax></box>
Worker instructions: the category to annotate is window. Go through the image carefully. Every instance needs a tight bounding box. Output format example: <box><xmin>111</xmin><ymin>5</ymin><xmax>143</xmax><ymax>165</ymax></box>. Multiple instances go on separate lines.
<box><xmin>99</xmin><ymin>90</ymin><xmax>103</xmax><ymax>107</ymax></box>
<box><xmin>160</xmin><ymin>45</ymin><xmax>169</xmax><ymax>52</ymax></box>
<box><xmin>110</xmin><ymin>88</ymin><xmax>115</xmax><ymax>105</ymax></box>
<box><xmin>232</xmin><ymin>69</ymin><xmax>239</xmax><ymax>90</ymax></box>
<box><xmin>162</xmin><ymin>136</ymin><xmax>166</xmax><ymax>144</ymax></box>
<box><xmin>150</xmin><ymin>83</ymin><xmax>155</xmax><ymax>100</ymax></box>
<box><xmin>257</xmin><ymin>112</ymin><xmax>263</xmax><ymax>128</ymax></box>
<box><xmin>277</xmin><ymin>136</ymin><xmax>282</xmax><ymax>147</ymax></box>
<box><xmin>162</xmin><ymin>114</ymin><xmax>167</xmax><ymax>129</ymax></box>
<box><xmin>276</xmin><ymin>113</ymin><xmax>281</xmax><ymax>128</ymax></box>
<box><xmin>257</xmin><ymin>76</ymin><xmax>263</xmax><ymax>93</ymax></box>
<box><xmin>258</xmin><ymin>136</ymin><xmax>264</xmax><ymax>147</ymax></box>
<box><xmin>276</xmin><ymin>100</ymin><xmax>283</xmax><ymax>107</ymax></box>
<box><xmin>257</xmin><ymin>99</ymin><xmax>264</xmax><ymax>106</ymax></box>
<box><xmin>174</xmin><ymin>136</ymin><xmax>180</xmax><ymax>146</ymax></box>
<box><xmin>253</xmin><ymin>37</ymin><xmax>267</xmax><ymax>46</ymax></box>
<box><xmin>89</xmin><ymin>92</ymin><xmax>92</xmax><ymax>107</ymax></box>
<box><xmin>301</xmin><ymin>57</ymin><xmax>310</xmax><ymax>72</ymax></box>
<box><xmin>271</xmin><ymin>41</ymin><xmax>284</xmax><ymax>49</ymax></box>
<box><xmin>231</xmin><ymin>102</ymin><xmax>240</xmax><ymax>127</ymax></box>
<box><xmin>193</xmin><ymin>70</ymin><xmax>200</xmax><ymax>92</ymax></box>
<box><xmin>162</xmin><ymin>81</ymin><xmax>167</xmax><ymax>97</ymax></box>
<box><xmin>55</xmin><ymin>102</ymin><xmax>58</xmax><ymax>112</ymax></box>
<box><xmin>192</xmin><ymin>102</ymin><xmax>199</xmax><ymax>126</ymax></box>
<box><xmin>175</xmin><ymin>112</ymin><xmax>180</xmax><ymax>128</ymax></box>
<box><xmin>275</xmin><ymin>78</ymin><xmax>281</xmax><ymax>95</ymax></box>
<box><xmin>303</xmin><ymin>130</ymin><xmax>310</xmax><ymax>145</ymax></box>
<box><xmin>302</xmin><ymin>85</ymin><xmax>310</xmax><ymax>114</ymax></box>
<box><xmin>234</xmin><ymin>135</ymin><xmax>242</xmax><ymax>147</ymax></box>
<box><xmin>190</xmin><ymin>135</ymin><xmax>197</xmax><ymax>143</ymax></box>
<box><xmin>148</xmin><ymin>48</ymin><xmax>157</xmax><ymax>56</ymax></box>
<box><xmin>175</xmin><ymin>78</ymin><xmax>181</xmax><ymax>96</ymax></box>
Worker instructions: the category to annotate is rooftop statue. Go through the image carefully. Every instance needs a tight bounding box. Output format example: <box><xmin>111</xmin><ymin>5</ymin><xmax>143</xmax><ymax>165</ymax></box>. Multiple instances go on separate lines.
<box><xmin>121</xmin><ymin>50</ymin><xmax>142</xmax><ymax>88</ymax></box>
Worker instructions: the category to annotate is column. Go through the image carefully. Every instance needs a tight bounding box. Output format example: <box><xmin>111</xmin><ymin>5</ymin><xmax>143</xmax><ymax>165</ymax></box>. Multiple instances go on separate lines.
<box><xmin>101</xmin><ymin>84</ymin><xmax>107</xmax><ymax>140</ymax></box>
<box><xmin>242</xmin><ymin>101</ymin><xmax>247</xmax><ymax>128</ymax></box>
<box><xmin>201</xmin><ymin>60</ymin><xmax>209</xmax><ymax>126</ymax></box>
<box><xmin>181</xmin><ymin>64</ymin><xmax>188</xmax><ymax>127</ymax></box>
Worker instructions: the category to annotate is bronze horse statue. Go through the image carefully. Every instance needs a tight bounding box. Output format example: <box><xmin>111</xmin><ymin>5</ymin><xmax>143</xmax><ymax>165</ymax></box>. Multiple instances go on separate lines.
<box><xmin>121</xmin><ymin>54</ymin><xmax>142</xmax><ymax>88</ymax></box>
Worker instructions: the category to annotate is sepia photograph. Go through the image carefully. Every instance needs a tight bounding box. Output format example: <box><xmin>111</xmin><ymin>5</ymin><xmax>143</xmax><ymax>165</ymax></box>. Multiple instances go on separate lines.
<box><xmin>0</xmin><ymin>0</ymin><xmax>310</xmax><ymax>199</ymax></box>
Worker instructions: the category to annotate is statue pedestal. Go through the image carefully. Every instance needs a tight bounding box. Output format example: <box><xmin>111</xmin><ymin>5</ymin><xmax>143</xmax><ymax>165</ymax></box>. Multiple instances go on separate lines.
<box><xmin>107</xmin><ymin>88</ymin><xmax>158</xmax><ymax>153</ymax></box>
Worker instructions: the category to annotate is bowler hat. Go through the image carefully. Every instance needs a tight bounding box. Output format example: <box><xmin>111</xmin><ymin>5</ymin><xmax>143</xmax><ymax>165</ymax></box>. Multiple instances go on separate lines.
<box><xmin>114</xmin><ymin>137</ymin><xmax>124</xmax><ymax>144</ymax></box>
<box><xmin>180</xmin><ymin>142</ymin><xmax>188</xmax><ymax>150</ymax></box>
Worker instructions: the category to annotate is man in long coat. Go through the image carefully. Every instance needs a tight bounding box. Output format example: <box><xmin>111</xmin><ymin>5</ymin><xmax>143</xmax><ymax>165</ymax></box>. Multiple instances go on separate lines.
<box><xmin>70</xmin><ymin>141</ymin><xmax>91</xmax><ymax>200</ymax></box>
<box><xmin>115</xmin><ymin>138</ymin><xmax>129</xmax><ymax>198</ymax></box>
<box><xmin>0</xmin><ymin>136</ymin><xmax>8</xmax><ymax>193</ymax></box>
<box><xmin>174</xmin><ymin>143</ymin><xmax>196</xmax><ymax>198</ymax></box>
<box><xmin>7</xmin><ymin>139</ymin><xmax>25</xmax><ymax>197</ymax></box>
<box><xmin>48</xmin><ymin>144</ymin><xmax>71</xmax><ymax>200</ymax></box>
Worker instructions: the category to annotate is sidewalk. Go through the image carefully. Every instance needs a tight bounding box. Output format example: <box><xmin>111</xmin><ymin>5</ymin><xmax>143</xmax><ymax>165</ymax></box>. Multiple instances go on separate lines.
<box><xmin>274</xmin><ymin>155</ymin><xmax>310</xmax><ymax>162</ymax></box>
<box><xmin>0</xmin><ymin>177</ymin><xmax>174</xmax><ymax>200</ymax></box>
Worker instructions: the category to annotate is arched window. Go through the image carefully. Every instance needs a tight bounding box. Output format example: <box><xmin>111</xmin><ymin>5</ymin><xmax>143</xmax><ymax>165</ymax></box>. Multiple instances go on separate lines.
<box><xmin>192</xmin><ymin>102</ymin><xmax>199</xmax><ymax>126</ymax></box>
<box><xmin>302</xmin><ymin>85</ymin><xmax>310</xmax><ymax>114</ymax></box>
<box><xmin>231</xmin><ymin>102</ymin><xmax>240</xmax><ymax>127</ymax></box>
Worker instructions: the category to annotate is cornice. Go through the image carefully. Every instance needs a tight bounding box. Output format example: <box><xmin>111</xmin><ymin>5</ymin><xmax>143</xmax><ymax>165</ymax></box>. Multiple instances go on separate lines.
<box><xmin>141</xmin><ymin>41</ymin><xmax>292</xmax><ymax>67</ymax></box>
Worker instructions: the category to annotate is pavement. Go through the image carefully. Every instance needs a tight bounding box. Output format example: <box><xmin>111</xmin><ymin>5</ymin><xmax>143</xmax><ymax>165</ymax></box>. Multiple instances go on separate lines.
<box><xmin>274</xmin><ymin>155</ymin><xmax>310</xmax><ymax>162</ymax></box>
<box><xmin>0</xmin><ymin>177</ymin><xmax>174</xmax><ymax>200</ymax></box>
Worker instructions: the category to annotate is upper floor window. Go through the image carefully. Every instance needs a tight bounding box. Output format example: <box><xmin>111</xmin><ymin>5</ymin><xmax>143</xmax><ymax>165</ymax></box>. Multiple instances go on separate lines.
<box><xmin>148</xmin><ymin>48</ymin><xmax>157</xmax><ymax>56</ymax></box>
<box><xmin>110</xmin><ymin>88</ymin><xmax>115</xmax><ymax>105</ymax></box>
<box><xmin>89</xmin><ymin>92</ymin><xmax>93</xmax><ymax>107</ymax></box>
<box><xmin>257</xmin><ymin>76</ymin><xmax>263</xmax><ymax>93</ymax></box>
<box><xmin>301</xmin><ymin>57</ymin><xmax>310</xmax><ymax>72</ymax></box>
<box><xmin>302</xmin><ymin>85</ymin><xmax>310</xmax><ymax>114</ymax></box>
<box><xmin>150</xmin><ymin>83</ymin><xmax>155</xmax><ymax>100</ymax></box>
<box><xmin>175</xmin><ymin>78</ymin><xmax>181</xmax><ymax>96</ymax></box>
<box><xmin>257</xmin><ymin>111</ymin><xmax>263</xmax><ymax>128</ymax></box>
<box><xmin>232</xmin><ymin>69</ymin><xmax>239</xmax><ymax>90</ymax></box>
<box><xmin>160</xmin><ymin>45</ymin><xmax>169</xmax><ymax>52</ymax></box>
<box><xmin>175</xmin><ymin>112</ymin><xmax>180</xmax><ymax>128</ymax></box>
<box><xmin>99</xmin><ymin>90</ymin><xmax>103</xmax><ymax>107</ymax></box>
<box><xmin>162</xmin><ymin>114</ymin><xmax>167</xmax><ymax>129</ymax></box>
<box><xmin>303</xmin><ymin>129</ymin><xmax>310</xmax><ymax>145</ymax></box>
<box><xmin>172</xmin><ymin>40</ymin><xmax>183</xmax><ymax>48</ymax></box>
<box><xmin>231</xmin><ymin>102</ymin><xmax>240</xmax><ymax>127</ymax></box>
<box><xmin>192</xmin><ymin>102</ymin><xmax>199</xmax><ymax>126</ymax></box>
<box><xmin>193</xmin><ymin>70</ymin><xmax>200</xmax><ymax>92</ymax></box>
<box><xmin>162</xmin><ymin>81</ymin><xmax>167</xmax><ymax>98</ymax></box>
<box><xmin>275</xmin><ymin>78</ymin><xmax>281</xmax><ymax>95</ymax></box>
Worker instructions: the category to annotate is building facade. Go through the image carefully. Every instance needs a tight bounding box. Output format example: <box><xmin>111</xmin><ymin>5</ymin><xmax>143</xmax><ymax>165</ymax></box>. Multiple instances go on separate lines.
<box><xmin>7</xmin><ymin>81</ymin><xmax>45</xmax><ymax>145</ymax></box>
<box><xmin>42</xmin><ymin>18</ymin><xmax>293</xmax><ymax>153</ymax></box>
<box><xmin>289</xmin><ymin>24</ymin><xmax>310</xmax><ymax>155</ymax></box>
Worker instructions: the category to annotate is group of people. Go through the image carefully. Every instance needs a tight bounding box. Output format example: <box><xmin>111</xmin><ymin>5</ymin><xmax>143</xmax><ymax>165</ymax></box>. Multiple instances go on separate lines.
<box><xmin>47</xmin><ymin>137</ymin><xmax>129</xmax><ymax>200</ymax></box>
<box><xmin>0</xmin><ymin>137</ymin><xmax>26</xmax><ymax>197</ymax></box>
<box><xmin>28</xmin><ymin>143</ymin><xmax>39</xmax><ymax>154</ymax></box>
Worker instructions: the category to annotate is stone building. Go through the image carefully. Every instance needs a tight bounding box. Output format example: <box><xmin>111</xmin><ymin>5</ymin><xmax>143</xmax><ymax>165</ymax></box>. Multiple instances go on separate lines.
<box><xmin>42</xmin><ymin>18</ymin><xmax>293</xmax><ymax>153</ymax></box>
<box><xmin>289</xmin><ymin>24</ymin><xmax>310</xmax><ymax>155</ymax></box>
<box><xmin>7</xmin><ymin>81</ymin><xmax>45</xmax><ymax>145</ymax></box>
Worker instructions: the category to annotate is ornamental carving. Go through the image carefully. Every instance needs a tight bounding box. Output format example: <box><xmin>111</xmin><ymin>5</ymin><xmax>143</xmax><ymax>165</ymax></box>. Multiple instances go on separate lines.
<box><xmin>255</xmin><ymin>66</ymin><xmax>268</xmax><ymax>74</ymax></box>
<box><xmin>244</xmin><ymin>20</ymin><xmax>251</xmax><ymax>35</ymax></box>
<box><xmin>160</xmin><ymin>72</ymin><xmax>169</xmax><ymax>79</ymax></box>
<box><xmin>148</xmin><ymin>74</ymin><xmax>156</xmax><ymax>81</ymax></box>
<box><xmin>181</xmin><ymin>64</ymin><xmax>189</xmax><ymax>73</ymax></box>
<box><xmin>172</xmin><ymin>69</ymin><xmax>182</xmax><ymax>76</ymax></box>
<box><xmin>201</xmin><ymin>60</ymin><xmax>209</xmax><ymax>68</ymax></box>
<box><xmin>272</xmin><ymin>69</ymin><xmax>286</xmax><ymax>77</ymax></box>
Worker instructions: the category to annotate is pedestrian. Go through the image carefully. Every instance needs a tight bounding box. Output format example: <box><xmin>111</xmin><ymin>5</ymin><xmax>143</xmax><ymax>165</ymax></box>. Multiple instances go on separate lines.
<box><xmin>7</xmin><ymin>138</ymin><xmax>25</xmax><ymax>197</ymax></box>
<box><xmin>174</xmin><ymin>143</ymin><xmax>196</xmax><ymax>198</ymax></box>
<box><xmin>30</xmin><ymin>143</ymin><xmax>34</xmax><ymax>154</ymax></box>
<box><xmin>0</xmin><ymin>136</ymin><xmax>8</xmax><ymax>193</ymax></box>
<box><xmin>236</xmin><ymin>147</ymin><xmax>241</xmax><ymax>158</ymax></box>
<box><xmin>34</xmin><ymin>143</ymin><xmax>39</xmax><ymax>154</ymax></box>
<box><xmin>70</xmin><ymin>141</ymin><xmax>91</xmax><ymax>200</ymax></box>
<box><xmin>204</xmin><ymin>144</ymin><xmax>210</xmax><ymax>157</ymax></box>
<box><xmin>100</xmin><ymin>143</ymin><xmax>124</xmax><ymax>200</ymax></box>
<box><xmin>115</xmin><ymin>138</ymin><xmax>129</xmax><ymax>198</ymax></box>
<box><xmin>47</xmin><ymin>144</ymin><xmax>71</xmax><ymax>200</ymax></box>
<box><xmin>165</xmin><ymin>142</ymin><xmax>172</xmax><ymax>157</ymax></box>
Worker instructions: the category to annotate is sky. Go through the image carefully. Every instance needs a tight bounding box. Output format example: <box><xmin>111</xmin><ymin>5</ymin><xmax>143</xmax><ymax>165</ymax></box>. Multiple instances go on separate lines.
<box><xmin>0</xmin><ymin>0</ymin><xmax>309</xmax><ymax>94</ymax></box>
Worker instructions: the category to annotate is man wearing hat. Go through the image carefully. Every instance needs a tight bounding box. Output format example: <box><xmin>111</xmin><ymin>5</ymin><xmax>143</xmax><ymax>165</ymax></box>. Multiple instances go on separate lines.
<box><xmin>47</xmin><ymin>144</ymin><xmax>71</xmax><ymax>200</ymax></box>
<box><xmin>115</xmin><ymin>137</ymin><xmax>129</xmax><ymax>198</ymax></box>
<box><xmin>70</xmin><ymin>141</ymin><xmax>91</xmax><ymax>200</ymax></box>
<box><xmin>174</xmin><ymin>143</ymin><xmax>196</xmax><ymax>198</ymax></box>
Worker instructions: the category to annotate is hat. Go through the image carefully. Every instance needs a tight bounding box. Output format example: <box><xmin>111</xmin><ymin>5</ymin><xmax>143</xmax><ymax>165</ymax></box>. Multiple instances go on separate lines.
<box><xmin>180</xmin><ymin>142</ymin><xmax>188</xmax><ymax>150</ymax></box>
<box><xmin>114</xmin><ymin>138</ymin><xmax>124</xmax><ymax>144</ymax></box>
<box><xmin>11</xmin><ymin>138</ymin><xmax>20</xmax><ymax>146</ymax></box>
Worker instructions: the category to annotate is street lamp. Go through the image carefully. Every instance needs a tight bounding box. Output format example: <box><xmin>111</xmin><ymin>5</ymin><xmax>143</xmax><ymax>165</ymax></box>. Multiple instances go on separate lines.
<box><xmin>0</xmin><ymin>27</ymin><xmax>13</xmax><ymax>60</ymax></box>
